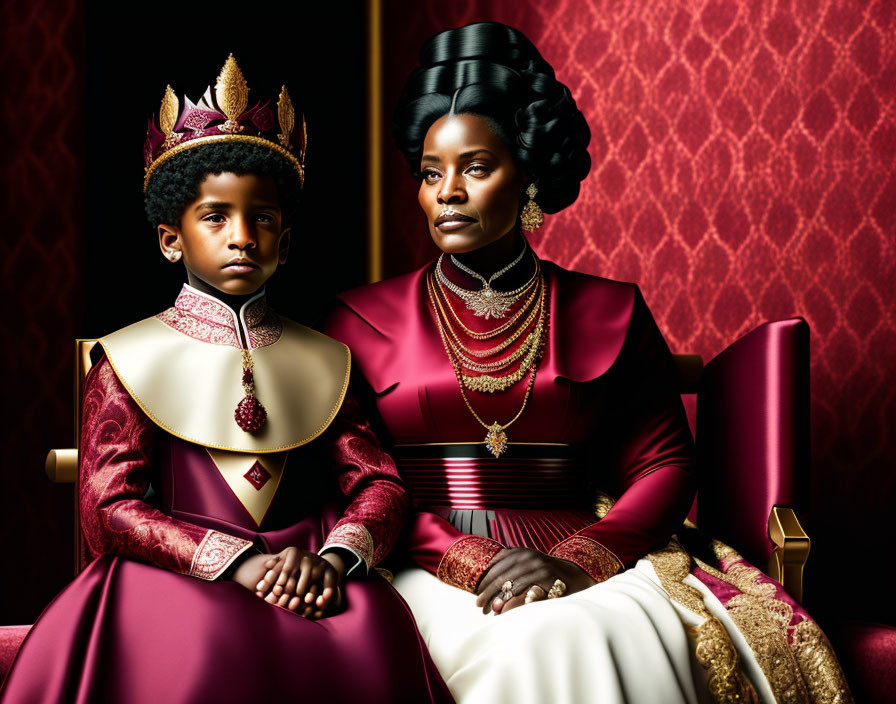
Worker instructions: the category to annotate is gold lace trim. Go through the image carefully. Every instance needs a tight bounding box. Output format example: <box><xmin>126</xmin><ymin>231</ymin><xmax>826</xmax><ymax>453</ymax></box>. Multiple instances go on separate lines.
<box><xmin>648</xmin><ymin>544</ymin><xmax>759</xmax><ymax>704</ymax></box>
<box><xmin>694</xmin><ymin>543</ymin><xmax>852</xmax><ymax>704</ymax></box>
<box><xmin>437</xmin><ymin>536</ymin><xmax>503</xmax><ymax>593</ymax></box>
<box><xmin>549</xmin><ymin>536</ymin><xmax>623</xmax><ymax>582</ymax></box>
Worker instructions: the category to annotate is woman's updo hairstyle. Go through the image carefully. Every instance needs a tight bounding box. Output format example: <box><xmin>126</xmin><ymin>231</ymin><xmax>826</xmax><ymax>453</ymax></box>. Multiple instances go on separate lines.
<box><xmin>393</xmin><ymin>22</ymin><xmax>591</xmax><ymax>214</ymax></box>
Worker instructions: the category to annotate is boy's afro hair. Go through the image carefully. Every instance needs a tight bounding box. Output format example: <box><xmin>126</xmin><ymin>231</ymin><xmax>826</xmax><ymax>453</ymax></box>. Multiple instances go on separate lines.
<box><xmin>144</xmin><ymin>142</ymin><xmax>302</xmax><ymax>228</ymax></box>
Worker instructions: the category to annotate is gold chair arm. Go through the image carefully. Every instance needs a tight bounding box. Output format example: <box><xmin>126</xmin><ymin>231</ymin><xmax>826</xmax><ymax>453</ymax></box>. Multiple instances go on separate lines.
<box><xmin>45</xmin><ymin>449</ymin><xmax>78</xmax><ymax>483</ymax></box>
<box><xmin>767</xmin><ymin>506</ymin><xmax>810</xmax><ymax>603</ymax></box>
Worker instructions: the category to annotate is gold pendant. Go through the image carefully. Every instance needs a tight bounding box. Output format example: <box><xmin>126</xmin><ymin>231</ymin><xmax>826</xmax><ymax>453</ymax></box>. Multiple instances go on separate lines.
<box><xmin>465</xmin><ymin>285</ymin><xmax>513</xmax><ymax>319</ymax></box>
<box><xmin>484</xmin><ymin>422</ymin><xmax>508</xmax><ymax>458</ymax></box>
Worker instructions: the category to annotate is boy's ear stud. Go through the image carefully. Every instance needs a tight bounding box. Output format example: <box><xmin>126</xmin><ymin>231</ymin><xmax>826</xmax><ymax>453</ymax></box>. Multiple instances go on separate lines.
<box><xmin>167</xmin><ymin>251</ymin><xmax>182</xmax><ymax>262</ymax></box>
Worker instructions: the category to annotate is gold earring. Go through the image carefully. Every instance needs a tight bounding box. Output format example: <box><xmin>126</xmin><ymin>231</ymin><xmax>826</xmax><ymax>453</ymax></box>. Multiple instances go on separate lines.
<box><xmin>521</xmin><ymin>183</ymin><xmax>543</xmax><ymax>232</ymax></box>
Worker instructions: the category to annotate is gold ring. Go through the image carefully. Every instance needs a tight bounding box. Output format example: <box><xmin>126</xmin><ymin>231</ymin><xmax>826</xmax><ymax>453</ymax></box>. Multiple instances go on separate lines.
<box><xmin>547</xmin><ymin>579</ymin><xmax>567</xmax><ymax>599</ymax></box>
<box><xmin>500</xmin><ymin>580</ymin><xmax>514</xmax><ymax>601</ymax></box>
<box><xmin>525</xmin><ymin>584</ymin><xmax>547</xmax><ymax>604</ymax></box>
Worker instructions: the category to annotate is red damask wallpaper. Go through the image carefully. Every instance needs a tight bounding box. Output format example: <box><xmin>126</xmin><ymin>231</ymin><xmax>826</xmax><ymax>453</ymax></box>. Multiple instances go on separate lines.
<box><xmin>381</xmin><ymin>0</ymin><xmax>896</xmax><ymax>621</ymax></box>
<box><xmin>0</xmin><ymin>0</ymin><xmax>83</xmax><ymax>621</ymax></box>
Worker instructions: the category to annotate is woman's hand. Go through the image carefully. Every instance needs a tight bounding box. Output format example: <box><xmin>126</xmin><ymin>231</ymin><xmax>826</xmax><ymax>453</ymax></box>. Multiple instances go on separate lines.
<box><xmin>475</xmin><ymin>547</ymin><xmax>596</xmax><ymax>615</ymax></box>
<box><xmin>255</xmin><ymin>547</ymin><xmax>345</xmax><ymax>618</ymax></box>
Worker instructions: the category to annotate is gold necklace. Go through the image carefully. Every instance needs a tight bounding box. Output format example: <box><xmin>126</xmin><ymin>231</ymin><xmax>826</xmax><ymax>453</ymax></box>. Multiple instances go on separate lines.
<box><xmin>437</xmin><ymin>251</ymin><xmax>539</xmax><ymax>319</ymax></box>
<box><xmin>432</xmin><ymin>274</ymin><xmax>543</xmax><ymax>357</ymax></box>
<box><xmin>448</xmin><ymin>298</ymin><xmax>545</xmax><ymax>383</ymax></box>
<box><xmin>460</xmin><ymin>334</ymin><xmax>542</xmax><ymax>392</ymax></box>
<box><xmin>426</xmin><ymin>271</ymin><xmax>548</xmax><ymax>457</ymax></box>
<box><xmin>433</xmin><ymin>260</ymin><xmax>541</xmax><ymax>340</ymax></box>
<box><xmin>447</xmin><ymin>328</ymin><xmax>539</xmax><ymax>372</ymax></box>
<box><xmin>432</xmin><ymin>270</ymin><xmax>547</xmax><ymax>388</ymax></box>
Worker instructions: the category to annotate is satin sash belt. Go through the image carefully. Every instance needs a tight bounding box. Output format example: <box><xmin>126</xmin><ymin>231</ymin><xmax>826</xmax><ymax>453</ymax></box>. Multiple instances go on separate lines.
<box><xmin>392</xmin><ymin>444</ymin><xmax>587</xmax><ymax>510</ymax></box>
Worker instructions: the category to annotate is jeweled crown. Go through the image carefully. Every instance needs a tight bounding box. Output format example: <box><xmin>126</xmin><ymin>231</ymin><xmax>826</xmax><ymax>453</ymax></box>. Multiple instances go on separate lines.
<box><xmin>143</xmin><ymin>54</ymin><xmax>305</xmax><ymax>190</ymax></box>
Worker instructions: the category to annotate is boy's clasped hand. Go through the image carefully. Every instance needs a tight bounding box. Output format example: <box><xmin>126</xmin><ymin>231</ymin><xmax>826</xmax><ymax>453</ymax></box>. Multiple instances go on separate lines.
<box><xmin>231</xmin><ymin>547</ymin><xmax>346</xmax><ymax>619</ymax></box>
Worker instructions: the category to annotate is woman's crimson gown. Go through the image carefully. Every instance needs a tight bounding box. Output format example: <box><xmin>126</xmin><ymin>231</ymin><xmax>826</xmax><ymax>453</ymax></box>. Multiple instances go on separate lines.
<box><xmin>325</xmin><ymin>253</ymin><xmax>851</xmax><ymax>704</ymax></box>
<box><xmin>0</xmin><ymin>285</ymin><xmax>451</xmax><ymax>704</ymax></box>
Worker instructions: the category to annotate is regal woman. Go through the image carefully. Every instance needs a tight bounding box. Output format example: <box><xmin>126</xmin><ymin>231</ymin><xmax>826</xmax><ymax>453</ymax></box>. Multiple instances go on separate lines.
<box><xmin>0</xmin><ymin>57</ymin><xmax>451</xmax><ymax>704</ymax></box>
<box><xmin>324</xmin><ymin>22</ymin><xmax>851</xmax><ymax>704</ymax></box>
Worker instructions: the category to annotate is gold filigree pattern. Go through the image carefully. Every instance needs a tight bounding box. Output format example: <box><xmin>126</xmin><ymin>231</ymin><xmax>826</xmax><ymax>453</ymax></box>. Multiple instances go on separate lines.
<box><xmin>323</xmin><ymin>522</ymin><xmax>375</xmax><ymax>572</ymax></box>
<box><xmin>300</xmin><ymin>114</ymin><xmax>307</xmax><ymax>166</ymax></box>
<box><xmin>695</xmin><ymin>551</ymin><xmax>853</xmax><ymax>703</ymax></box>
<box><xmin>277</xmin><ymin>85</ymin><xmax>294</xmax><ymax>148</ymax></box>
<box><xmin>593</xmin><ymin>490</ymin><xmax>616</xmax><ymax>519</ymax></box>
<box><xmin>549</xmin><ymin>535</ymin><xmax>622</xmax><ymax>582</ymax></box>
<box><xmin>648</xmin><ymin>545</ymin><xmax>759</xmax><ymax>704</ymax></box>
<box><xmin>792</xmin><ymin>619</ymin><xmax>852</xmax><ymax>703</ymax></box>
<box><xmin>437</xmin><ymin>535</ymin><xmax>504</xmax><ymax>593</ymax></box>
<box><xmin>189</xmin><ymin>530</ymin><xmax>252</xmax><ymax>581</ymax></box>
<box><xmin>159</xmin><ymin>85</ymin><xmax>179</xmax><ymax>136</ymax></box>
<box><xmin>215</xmin><ymin>54</ymin><xmax>249</xmax><ymax>124</ymax></box>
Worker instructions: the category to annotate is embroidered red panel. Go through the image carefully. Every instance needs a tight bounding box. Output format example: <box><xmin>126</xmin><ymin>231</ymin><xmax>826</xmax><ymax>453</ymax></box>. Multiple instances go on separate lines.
<box><xmin>549</xmin><ymin>535</ymin><xmax>623</xmax><ymax>583</ymax></box>
<box><xmin>437</xmin><ymin>536</ymin><xmax>504</xmax><ymax>593</ymax></box>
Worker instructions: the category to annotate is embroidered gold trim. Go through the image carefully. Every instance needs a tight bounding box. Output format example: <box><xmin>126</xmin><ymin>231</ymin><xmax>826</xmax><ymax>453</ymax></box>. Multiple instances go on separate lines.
<box><xmin>648</xmin><ymin>544</ymin><xmax>759</xmax><ymax>704</ymax></box>
<box><xmin>143</xmin><ymin>134</ymin><xmax>303</xmax><ymax>190</ymax></box>
<box><xmin>695</xmin><ymin>547</ymin><xmax>852</xmax><ymax>703</ymax></box>
<box><xmin>437</xmin><ymin>536</ymin><xmax>503</xmax><ymax>593</ymax></box>
<box><xmin>594</xmin><ymin>490</ymin><xmax>615</xmax><ymax>519</ymax></box>
<box><xmin>548</xmin><ymin>536</ymin><xmax>623</xmax><ymax>582</ymax></box>
<box><xmin>792</xmin><ymin>619</ymin><xmax>853</xmax><ymax>703</ymax></box>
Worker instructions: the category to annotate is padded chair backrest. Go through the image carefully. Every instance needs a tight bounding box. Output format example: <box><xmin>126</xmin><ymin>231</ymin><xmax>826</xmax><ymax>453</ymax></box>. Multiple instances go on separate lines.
<box><xmin>696</xmin><ymin>318</ymin><xmax>810</xmax><ymax>568</ymax></box>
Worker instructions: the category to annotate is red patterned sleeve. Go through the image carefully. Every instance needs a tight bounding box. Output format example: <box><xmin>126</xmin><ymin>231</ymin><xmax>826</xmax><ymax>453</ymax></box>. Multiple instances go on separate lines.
<box><xmin>321</xmin><ymin>387</ymin><xmax>411</xmax><ymax>573</ymax></box>
<box><xmin>79</xmin><ymin>356</ymin><xmax>252</xmax><ymax>580</ymax></box>
<box><xmin>550</xmin><ymin>288</ymin><xmax>696</xmax><ymax>581</ymax></box>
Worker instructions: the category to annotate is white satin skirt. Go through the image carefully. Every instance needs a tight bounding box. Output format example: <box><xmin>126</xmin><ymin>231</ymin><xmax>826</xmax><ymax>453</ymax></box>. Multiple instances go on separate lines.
<box><xmin>392</xmin><ymin>560</ymin><xmax>775</xmax><ymax>704</ymax></box>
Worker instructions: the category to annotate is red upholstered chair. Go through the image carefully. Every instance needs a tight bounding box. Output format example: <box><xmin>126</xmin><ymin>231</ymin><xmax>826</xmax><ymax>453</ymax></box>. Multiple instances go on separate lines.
<box><xmin>3</xmin><ymin>325</ymin><xmax>893</xmax><ymax>698</ymax></box>
<box><xmin>680</xmin><ymin>317</ymin><xmax>896</xmax><ymax>703</ymax></box>
<box><xmin>693</xmin><ymin>317</ymin><xmax>812</xmax><ymax>597</ymax></box>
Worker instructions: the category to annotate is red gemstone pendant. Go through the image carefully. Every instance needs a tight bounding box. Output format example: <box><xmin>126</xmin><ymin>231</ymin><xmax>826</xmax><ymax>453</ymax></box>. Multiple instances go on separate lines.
<box><xmin>235</xmin><ymin>395</ymin><xmax>267</xmax><ymax>433</ymax></box>
<box><xmin>236</xmin><ymin>349</ymin><xmax>266</xmax><ymax>433</ymax></box>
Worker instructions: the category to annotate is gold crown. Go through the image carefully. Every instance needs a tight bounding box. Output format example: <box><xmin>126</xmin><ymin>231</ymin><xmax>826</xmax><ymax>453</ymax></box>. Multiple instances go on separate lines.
<box><xmin>143</xmin><ymin>55</ymin><xmax>306</xmax><ymax>191</ymax></box>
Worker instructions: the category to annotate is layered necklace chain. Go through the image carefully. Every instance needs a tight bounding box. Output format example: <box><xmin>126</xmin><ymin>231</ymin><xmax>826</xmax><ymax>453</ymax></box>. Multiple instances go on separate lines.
<box><xmin>427</xmin><ymin>246</ymin><xmax>549</xmax><ymax>458</ymax></box>
<box><xmin>437</xmin><ymin>240</ymin><xmax>535</xmax><ymax>319</ymax></box>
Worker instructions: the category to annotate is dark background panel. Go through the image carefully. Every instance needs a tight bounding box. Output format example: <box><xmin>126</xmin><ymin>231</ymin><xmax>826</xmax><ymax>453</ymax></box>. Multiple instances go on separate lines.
<box><xmin>0</xmin><ymin>0</ymin><xmax>369</xmax><ymax>625</ymax></box>
<box><xmin>83</xmin><ymin>0</ymin><xmax>369</xmax><ymax>334</ymax></box>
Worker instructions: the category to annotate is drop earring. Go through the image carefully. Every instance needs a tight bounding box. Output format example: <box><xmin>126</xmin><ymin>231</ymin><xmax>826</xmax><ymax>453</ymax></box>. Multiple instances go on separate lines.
<box><xmin>520</xmin><ymin>183</ymin><xmax>543</xmax><ymax>232</ymax></box>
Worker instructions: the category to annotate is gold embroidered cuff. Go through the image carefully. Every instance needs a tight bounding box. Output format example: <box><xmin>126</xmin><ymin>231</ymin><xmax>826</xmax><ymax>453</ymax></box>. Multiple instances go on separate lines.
<box><xmin>189</xmin><ymin>530</ymin><xmax>253</xmax><ymax>581</ymax></box>
<box><xmin>437</xmin><ymin>536</ymin><xmax>504</xmax><ymax>593</ymax></box>
<box><xmin>549</xmin><ymin>536</ymin><xmax>623</xmax><ymax>583</ymax></box>
<box><xmin>323</xmin><ymin>523</ymin><xmax>374</xmax><ymax>572</ymax></box>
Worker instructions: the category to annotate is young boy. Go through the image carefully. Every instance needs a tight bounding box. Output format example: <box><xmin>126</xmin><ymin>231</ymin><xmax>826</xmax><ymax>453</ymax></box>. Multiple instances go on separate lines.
<box><xmin>0</xmin><ymin>56</ymin><xmax>451</xmax><ymax>704</ymax></box>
